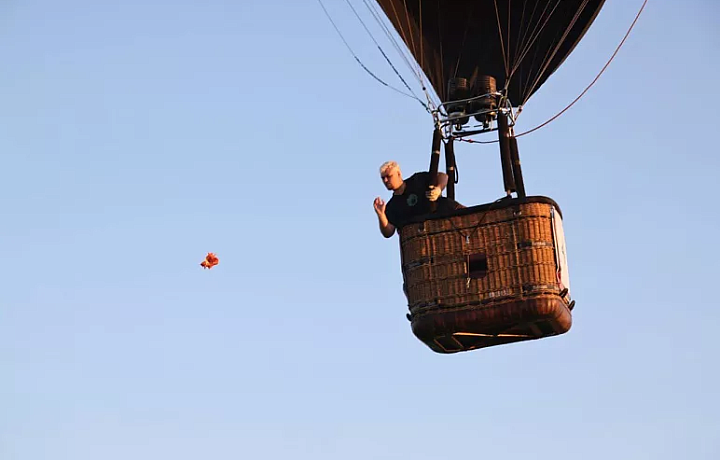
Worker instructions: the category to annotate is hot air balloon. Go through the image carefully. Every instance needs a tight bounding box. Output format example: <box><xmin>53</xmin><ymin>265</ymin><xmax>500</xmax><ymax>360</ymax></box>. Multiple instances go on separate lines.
<box><xmin>366</xmin><ymin>0</ymin><xmax>605</xmax><ymax>353</ymax></box>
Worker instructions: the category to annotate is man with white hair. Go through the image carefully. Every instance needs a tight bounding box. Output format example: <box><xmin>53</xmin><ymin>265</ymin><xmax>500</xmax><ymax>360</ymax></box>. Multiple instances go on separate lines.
<box><xmin>373</xmin><ymin>161</ymin><xmax>463</xmax><ymax>238</ymax></box>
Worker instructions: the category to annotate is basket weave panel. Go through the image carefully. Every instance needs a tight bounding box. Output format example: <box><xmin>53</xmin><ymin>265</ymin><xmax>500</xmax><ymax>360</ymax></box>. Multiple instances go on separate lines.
<box><xmin>400</xmin><ymin>202</ymin><xmax>552</xmax><ymax>236</ymax></box>
<box><xmin>401</xmin><ymin>201</ymin><xmax>561</xmax><ymax>308</ymax></box>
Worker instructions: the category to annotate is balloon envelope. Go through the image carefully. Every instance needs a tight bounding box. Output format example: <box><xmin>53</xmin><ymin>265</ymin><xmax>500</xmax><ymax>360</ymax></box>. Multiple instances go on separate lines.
<box><xmin>375</xmin><ymin>0</ymin><xmax>606</xmax><ymax>105</ymax></box>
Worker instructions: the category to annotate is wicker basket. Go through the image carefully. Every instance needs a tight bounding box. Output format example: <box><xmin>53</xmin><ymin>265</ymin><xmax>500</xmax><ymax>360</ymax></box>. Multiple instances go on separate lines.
<box><xmin>399</xmin><ymin>196</ymin><xmax>573</xmax><ymax>353</ymax></box>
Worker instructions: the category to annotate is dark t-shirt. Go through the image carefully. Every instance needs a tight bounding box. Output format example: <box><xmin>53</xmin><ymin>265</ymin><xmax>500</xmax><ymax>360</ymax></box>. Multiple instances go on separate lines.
<box><xmin>385</xmin><ymin>172</ymin><xmax>462</xmax><ymax>229</ymax></box>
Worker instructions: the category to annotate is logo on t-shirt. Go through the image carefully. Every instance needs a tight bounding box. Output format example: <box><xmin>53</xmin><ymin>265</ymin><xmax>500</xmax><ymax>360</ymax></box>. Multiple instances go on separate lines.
<box><xmin>407</xmin><ymin>194</ymin><xmax>418</xmax><ymax>206</ymax></box>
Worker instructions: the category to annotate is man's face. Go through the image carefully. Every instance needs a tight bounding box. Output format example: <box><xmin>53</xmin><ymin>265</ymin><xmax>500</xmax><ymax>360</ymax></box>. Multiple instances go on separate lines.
<box><xmin>381</xmin><ymin>167</ymin><xmax>403</xmax><ymax>190</ymax></box>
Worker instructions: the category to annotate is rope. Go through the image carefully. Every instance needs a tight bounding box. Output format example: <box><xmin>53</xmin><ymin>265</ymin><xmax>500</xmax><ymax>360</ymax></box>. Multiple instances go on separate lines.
<box><xmin>444</xmin><ymin>197</ymin><xmax>506</xmax><ymax>286</ymax></box>
<box><xmin>342</xmin><ymin>0</ymin><xmax>429</xmax><ymax>111</ymax></box>
<box><xmin>363</xmin><ymin>0</ymin><xmax>440</xmax><ymax>112</ymax></box>
<box><xmin>521</xmin><ymin>0</ymin><xmax>590</xmax><ymax>107</ymax></box>
<box><xmin>446</xmin><ymin>198</ymin><xmax>504</xmax><ymax>241</ymax></box>
<box><xmin>514</xmin><ymin>0</ymin><xmax>647</xmax><ymax>138</ymax></box>
<box><xmin>458</xmin><ymin>0</ymin><xmax>647</xmax><ymax>144</ymax></box>
<box><xmin>316</xmin><ymin>0</ymin><xmax>427</xmax><ymax>107</ymax></box>
<box><xmin>363</xmin><ymin>0</ymin><xmax>424</xmax><ymax>86</ymax></box>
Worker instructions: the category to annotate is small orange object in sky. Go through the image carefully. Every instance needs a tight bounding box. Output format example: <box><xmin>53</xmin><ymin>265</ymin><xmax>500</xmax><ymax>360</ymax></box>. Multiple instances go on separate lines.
<box><xmin>200</xmin><ymin>252</ymin><xmax>219</xmax><ymax>269</ymax></box>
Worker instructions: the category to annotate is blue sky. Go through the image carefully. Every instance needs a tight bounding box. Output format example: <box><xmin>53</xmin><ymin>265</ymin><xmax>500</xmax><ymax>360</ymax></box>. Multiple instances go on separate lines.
<box><xmin>1</xmin><ymin>1</ymin><xmax>719</xmax><ymax>458</ymax></box>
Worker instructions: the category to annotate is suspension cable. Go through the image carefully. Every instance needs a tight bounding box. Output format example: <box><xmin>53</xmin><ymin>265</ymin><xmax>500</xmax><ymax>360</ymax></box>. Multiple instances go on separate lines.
<box><xmin>514</xmin><ymin>0</ymin><xmax>647</xmax><ymax>138</ymax></box>
<box><xmin>342</xmin><ymin>0</ymin><xmax>425</xmax><ymax>108</ymax></box>
<box><xmin>362</xmin><ymin>0</ymin><xmax>425</xmax><ymax>87</ymax></box>
<box><xmin>456</xmin><ymin>0</ymin><xmax>647</xmax><ymax>145</ymax></box>
<box><xmin>367</xmin><ymin>0</ymin><xmax>440</xmax><ymax>111</ymax></box>
<box><xmin>317</xmin><ymin>0</ymin><xmax>429</xmax><ymax>108</ymax></box>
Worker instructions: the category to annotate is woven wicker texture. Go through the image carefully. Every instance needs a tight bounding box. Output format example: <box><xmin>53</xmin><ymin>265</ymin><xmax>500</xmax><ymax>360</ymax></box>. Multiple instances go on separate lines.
<box><xmin>398</xmin><ymin>198</ymin><xmax>572</xmax><ymax>353</ymax></box>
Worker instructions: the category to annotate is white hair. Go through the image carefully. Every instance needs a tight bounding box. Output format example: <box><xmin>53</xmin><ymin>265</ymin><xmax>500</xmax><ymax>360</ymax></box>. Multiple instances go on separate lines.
<box><xmin>379</xmin><ymin>161</ymin><xmax>400</xmax><ymax>175</ymax></box>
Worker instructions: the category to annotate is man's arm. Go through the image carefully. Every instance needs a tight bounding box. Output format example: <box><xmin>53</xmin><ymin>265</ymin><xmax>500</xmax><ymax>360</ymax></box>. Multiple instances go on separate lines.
<box><xmin>374</xmin><ymin>197</ymin><xmax>396</xmax><ymax>238</ymax></box>
<box><xmin>426</xmin><ymin>171</ymin><xmax>450</xmax><ymax>201</ymax></box>
<box><xmin>377</xmin><ymin>212</ymin><xmax>396</xmax><ymax>238</ymax></box>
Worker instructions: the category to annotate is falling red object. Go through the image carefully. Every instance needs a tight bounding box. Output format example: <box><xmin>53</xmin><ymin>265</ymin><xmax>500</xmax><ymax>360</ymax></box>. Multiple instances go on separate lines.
<box><xmin>200</xmin><ymin>252</ymin><xmax>219</xmax><ymax>269</ymax></box>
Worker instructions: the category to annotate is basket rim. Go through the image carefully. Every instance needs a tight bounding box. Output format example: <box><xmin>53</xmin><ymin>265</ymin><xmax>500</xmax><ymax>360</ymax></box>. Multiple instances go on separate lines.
<box><xmin>400</xmin><ymin>195</ymin><xmax>563</xmax><ymax>227</ymax></box>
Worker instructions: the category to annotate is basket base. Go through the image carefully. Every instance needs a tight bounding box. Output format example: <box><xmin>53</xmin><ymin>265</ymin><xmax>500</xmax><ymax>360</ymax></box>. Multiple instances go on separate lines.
<box><xmin>410</xmin><ymin>294</ymin><xmax>572</xmax><ymax>354</ymax></box>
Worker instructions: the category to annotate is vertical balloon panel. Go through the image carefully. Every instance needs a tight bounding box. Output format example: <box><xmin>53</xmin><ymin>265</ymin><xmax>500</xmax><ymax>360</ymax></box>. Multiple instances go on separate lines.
<box><xmin>551</xmin><ymin>207</ymin><xmax>571</xmax><ymax>299</ymax></box>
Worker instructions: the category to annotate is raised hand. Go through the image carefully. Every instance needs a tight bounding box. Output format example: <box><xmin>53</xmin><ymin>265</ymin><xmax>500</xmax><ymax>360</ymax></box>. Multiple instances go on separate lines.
<box><xmin>373</xmin><ymin>196</ymin><xmax>386</xmax><ymax>215</ymax></box>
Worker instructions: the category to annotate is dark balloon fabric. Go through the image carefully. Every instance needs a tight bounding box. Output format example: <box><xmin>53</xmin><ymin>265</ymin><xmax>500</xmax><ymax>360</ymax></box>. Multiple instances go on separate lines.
<box><xmin>375</xmin><ymin>0</ymin><xmax>605</xmax><ymax>105</ymax></box>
